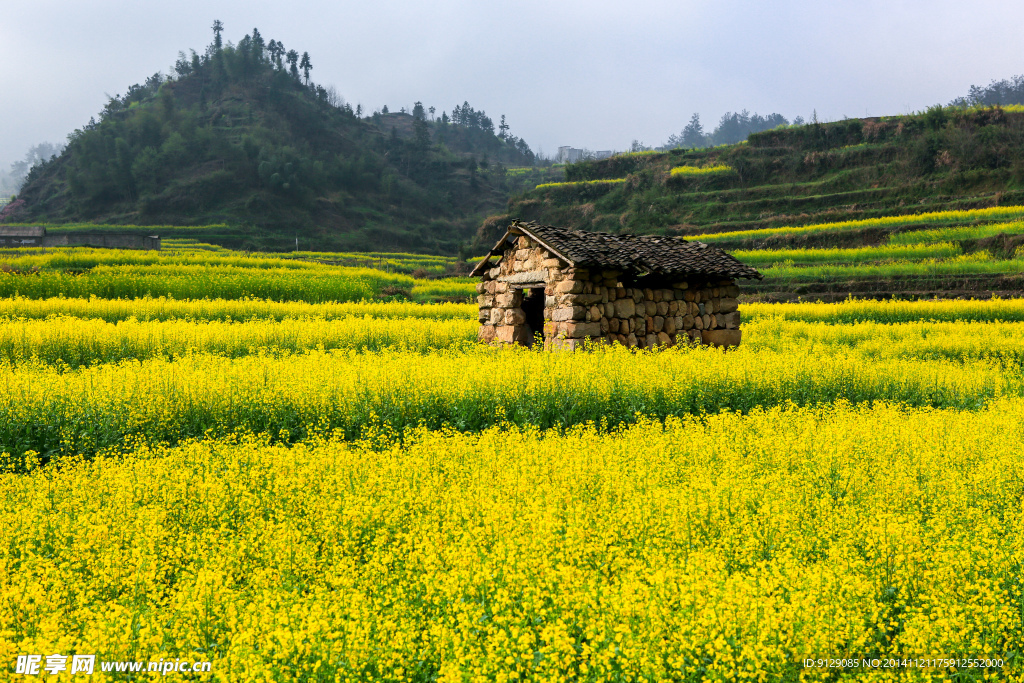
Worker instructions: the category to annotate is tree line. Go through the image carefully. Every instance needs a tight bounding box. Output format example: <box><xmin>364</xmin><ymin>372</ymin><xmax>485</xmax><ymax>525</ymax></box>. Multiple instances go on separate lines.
<box><xmin>950</xmin><ymin>75</ymin><xmax>1024</xmax><ymax>108</ymax></box>
<box><xmin>661</xmin><ymin>110</ymin><xmax>796</xmax><ymax>150</ymax></box>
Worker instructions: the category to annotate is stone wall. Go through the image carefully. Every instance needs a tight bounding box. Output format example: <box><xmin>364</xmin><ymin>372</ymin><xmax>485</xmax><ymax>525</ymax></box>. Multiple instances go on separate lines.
<box><xmin>43</xmin><ymin>233</ymin><xmax>161</xmax><ymax>250</ymax></box>
<box><xmin>476</xmin><ymin>235</ymin><xmax>743</xmax><ymax>349</ymax></box>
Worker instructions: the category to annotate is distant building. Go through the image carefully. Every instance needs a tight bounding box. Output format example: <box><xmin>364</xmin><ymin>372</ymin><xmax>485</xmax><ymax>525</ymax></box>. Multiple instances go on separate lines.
<box><xmin>556</xmin><ymin>147</ymin><xmax>613</xmax><ymax>163</ymax></box>
<box><xmin>0</xmin><ymin>226</ymin><xmax>160</xmax><ymax>250</ymax></box>
<box><xmin>556</xmin><ymin>146</ymin><xmax>584</xmax><ymax>163</ymax></box>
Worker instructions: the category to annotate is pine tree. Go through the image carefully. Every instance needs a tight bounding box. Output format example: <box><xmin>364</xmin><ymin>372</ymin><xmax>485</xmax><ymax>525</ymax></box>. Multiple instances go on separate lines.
<box><xmin>299</xmin><ymin>52</ymin><xmax>312</xmax><ymax>85</ymax></box>
<box><xmin>681</xmin><ymin>113</ymin><xmax>706</xmax><ymax>148</ymax></box>
<box><xmin>211</xmin><ymin>20</ymin><xmax>224</xmax><ymax>52</ymax></box>
<box><xmin>286</xmin><ymin>50</ymin><xmax>300</xmax><ymax>80</ymax></box>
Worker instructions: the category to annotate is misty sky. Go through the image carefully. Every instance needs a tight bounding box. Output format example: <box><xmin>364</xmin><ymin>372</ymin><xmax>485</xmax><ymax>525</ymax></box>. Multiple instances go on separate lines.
<box><xmin>2</xmin><ymin>0</ymin><xmax>1022</xmax><ymax>167</ymax></box>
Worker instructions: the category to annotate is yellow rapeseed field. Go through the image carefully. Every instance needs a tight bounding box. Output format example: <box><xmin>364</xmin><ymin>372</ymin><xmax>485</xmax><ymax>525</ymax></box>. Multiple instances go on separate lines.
<box><xmin>0</xmin><ymin>246</ymin><xmax>1021</xmax><ymax>680</ymax></box>
<box><xmin>1</xmin><ymin>403</ymin><xmax>1020</xmax><ymax>681</ymax></box>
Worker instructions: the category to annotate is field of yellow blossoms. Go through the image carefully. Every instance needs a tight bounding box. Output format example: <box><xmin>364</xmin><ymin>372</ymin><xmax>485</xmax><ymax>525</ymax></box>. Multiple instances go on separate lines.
<box><xmin>0</xmin><ymin>247</ymin><xmax>1021</xmax><ymax>681</ymax></box>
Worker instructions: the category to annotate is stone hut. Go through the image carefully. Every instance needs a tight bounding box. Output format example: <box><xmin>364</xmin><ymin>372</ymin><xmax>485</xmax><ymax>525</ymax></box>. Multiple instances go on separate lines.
<box><xmin>471</xmin><ymin>221</ymin><xmax>762</xmax><ymax>349</ymax></box>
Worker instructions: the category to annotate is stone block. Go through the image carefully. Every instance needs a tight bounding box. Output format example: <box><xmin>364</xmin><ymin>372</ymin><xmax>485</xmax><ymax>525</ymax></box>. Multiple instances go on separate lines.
<box><xmin>683</xmin><ymin>290</ymin><xmax>695</xmax><ymax>302</ymax></box>
<box><xmin>556</xmin><ymin>279</ymin><xmax>585</xmax><ymax>294</ymax></box>
<box><xmin>542</xmin><ymin>258</ymin><xmax>561</xmax><ymax>268</ymax></box>
<box><xmin>490</xmin><ymin>308</ymin><xmax>504</xmax><ymax>324</ymax></box>
<box><xmin>672</xmin><ymin>281</ymin><xmax>689</xmax><ymax>289</ymax></box>
<box><xmin>694</xmin><ymin>315</ymin><xmax>704</xmax><ymax>330</ymax></box>
<box><xmin>706</xmin><ymin>299</ymin><xmax>717</xmax><ymax>314</ymax></box>
<box><xmin>495</xmin><ymin>292</ymin><xmax>521</xmax><ymax>308</ymax></box>
<box><xmin>664</xmin><ymin>316</ymin><xmax>676</xmax><ymax>334</ymax></box>
<box><xmin>477</xmin><ymin>325</ymin><xmax>496</xmax><ymax>343</ymax></box>
<box><xmin>515</xmin><ymin>248</ymin><xmax>531</xmax><ymax>260</ymax></box>
<box><xmin>564</xmin><ymin>293</ymin><xmax>602</xmax><ymax>305</ymax></box>
<box><xmin>589</xmin><ymin>305</ymin><xmax>603</xmax><ymax>320</ymax></box>
<box><xmin>721</xmin><ymin>311</ymin><xmax>741</xmax><ymax>329</ymax></box>
<box><xmin>644</xmin><ymin>288</ymin><xmax>655</xmax><ymax>300</ymax></box>
<box><xmin>563</xmin><ymin>321</ymin><xmax>602</xmax><ymax>338</ymax></box>
<box><xmin>626</xmin><ymin>333</ymin><xmax>638</xmax><ymax>347</ymax></box>
<box><xmin>498</xmin><ymin>324</ymin><xmax>532</xmax><ymax>345</ymax></box>
<box><xmin>718</xmin><ymin>298</ymin><xmax>739</xmax><ymax>313</ymax></box>
<box><xmin>656</xmin><ymin>301</ymin><xmax>669</xmax><ymax>316</ymax></box>
<box><xmin>703</xmin><ymin>314</ymin><xmax>712</xmax><ymax>329</ymax></box>
<box><xmin>657</xmin><ymin>331</ymin><xmax>671</xmax><ymax>346</ymax></box>
<box><xmin>701</xmin><ymin>329</ymin><xmax>742</xmax><ymax>348</ymax></box>
<box><xmin>613</xmin><ymin>298</ymin><xmax>636</xmax><ymax>318</ymax></box>
<box><xmin>653</xmin><ymin>316</ymin><xmax>665</xmax><ymax>333</ymax></box>
<box><xmin>551</xmin><ymin>306</ymin><xmax>586</xmax><ymax>322</ymax></box>
<box><xmin>681</xmin><ymin>314</ymin><xmax>694</xmax><ymax>330</ymax></box>
<box><xmin>505</xmin><ymin>309</ymin><xmax>526</xmax><ymax>325</ymax></box>
<box><xmin>608</xmin><ymin>317</ymin><xmax>620</xmax><ymax>333</ymax></box>
<box><xmin>661</xmin><ymin>289</ymin><xmax>674</xmax><ymax>301</ymax></box>
<box><xmin>475</xmin><ymin>282</ymin><xmax>486</xmax><ymax>294</ymax></box>
<box><xmin>644</xmin><ymin>301</ymin><xmax>658</xmax><ymax>316</ymax></box>
<box><xmin>478</xmin><ymin>308</ymin><xmax>491</xmax><ymax>323</ymax></box>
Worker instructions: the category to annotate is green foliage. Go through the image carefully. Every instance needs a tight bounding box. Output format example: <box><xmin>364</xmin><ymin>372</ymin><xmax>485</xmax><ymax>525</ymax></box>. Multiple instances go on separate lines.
<box><xmin>500</xmin><ymin>108</ymin><xmax>1024</xmax><ymax>245</ymax></box>
<box><xmin>12</xmin><ymin>24</ymin><xmax>537</xmax><ymax>255</ymax></box>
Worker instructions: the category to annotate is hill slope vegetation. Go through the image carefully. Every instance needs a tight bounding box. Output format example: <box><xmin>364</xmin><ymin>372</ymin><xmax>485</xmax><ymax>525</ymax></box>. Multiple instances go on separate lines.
<box><xmin>7</xmin><ymin>25</ymin><xmax>536</xmax><ymax>253</ymax></box>
<box><xmin>487</xmin><ymin>107</ymin><xmax>1024</xmax><ymax>244</ymax></box>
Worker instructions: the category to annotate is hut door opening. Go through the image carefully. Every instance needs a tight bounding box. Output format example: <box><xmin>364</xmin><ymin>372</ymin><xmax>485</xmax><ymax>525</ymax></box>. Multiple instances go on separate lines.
<box><xmin>522</xmin><ymin>287</ymin><xmax>545</xmax><ymax>347</ymax></box>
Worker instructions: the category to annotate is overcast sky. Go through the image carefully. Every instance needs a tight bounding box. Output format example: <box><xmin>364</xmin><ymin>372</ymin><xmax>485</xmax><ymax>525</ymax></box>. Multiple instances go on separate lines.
<box><xmin>2</xmin><ymin>0</ymin><xmax>1022</xmax><ymax>166</ymax></box>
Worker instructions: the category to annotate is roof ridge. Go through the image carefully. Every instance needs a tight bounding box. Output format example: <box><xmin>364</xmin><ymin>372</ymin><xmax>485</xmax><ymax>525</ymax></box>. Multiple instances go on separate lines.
<box><xmin>473</xmin><ymin>221</ymin><xmax>762</xmax><ymax>280</ymax></box>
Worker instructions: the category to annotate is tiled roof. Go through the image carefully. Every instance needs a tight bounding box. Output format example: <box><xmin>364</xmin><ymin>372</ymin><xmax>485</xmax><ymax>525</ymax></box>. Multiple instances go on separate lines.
<box><xmin>473</xmin><ymin>221</ymin><xmax>762</xmax><ymax>280</ymax></box>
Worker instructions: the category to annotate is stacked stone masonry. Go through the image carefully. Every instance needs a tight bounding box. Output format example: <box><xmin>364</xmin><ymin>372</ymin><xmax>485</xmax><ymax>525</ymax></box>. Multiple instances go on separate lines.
<box><xmin>476</xmin><ymin>235</ymin><xmax>743</xmax><ymax>349</ymax></box>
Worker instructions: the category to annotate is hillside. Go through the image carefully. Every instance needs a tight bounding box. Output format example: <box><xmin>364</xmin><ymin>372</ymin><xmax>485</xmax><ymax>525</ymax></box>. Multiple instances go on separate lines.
<box><xmin>483</xmin><ymin>107</ymin><xmax>1024</xmax><ymax>300</ymax></box>
<box><xmin>5</xmin><ymin>27</ymin><xmax>537</xmax><ymax>253</ymax></box>
<box><xmin>488</xmin><ymin>107</ymin><xmax>1024</xmax><ymax>239</ymax></box>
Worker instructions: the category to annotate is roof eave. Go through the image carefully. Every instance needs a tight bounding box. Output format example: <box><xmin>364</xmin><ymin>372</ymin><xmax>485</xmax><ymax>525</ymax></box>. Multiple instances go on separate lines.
<box><xmin>470</xmin><ymin>229</ymin><xmax>513</xmax><ymax>277</ymax></box>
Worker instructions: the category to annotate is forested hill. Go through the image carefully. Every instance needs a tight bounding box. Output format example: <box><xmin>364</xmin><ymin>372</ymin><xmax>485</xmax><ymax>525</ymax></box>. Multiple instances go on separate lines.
<box><xmin>485</xmin><ymin>106</ymin><xmax>1024</xmax><ymax>247</ymax></box>
<box><xmin>8</xmin><ymin>24</ymin><xmax>536</xmax><ymax>253</ymax></box>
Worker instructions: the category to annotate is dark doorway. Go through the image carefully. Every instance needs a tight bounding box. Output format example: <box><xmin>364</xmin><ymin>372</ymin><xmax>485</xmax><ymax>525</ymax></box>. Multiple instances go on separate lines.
<box><xmin>522</xmin><ymin>287</ymin><xmax>545</xmax><ymax>347</ymax></box>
